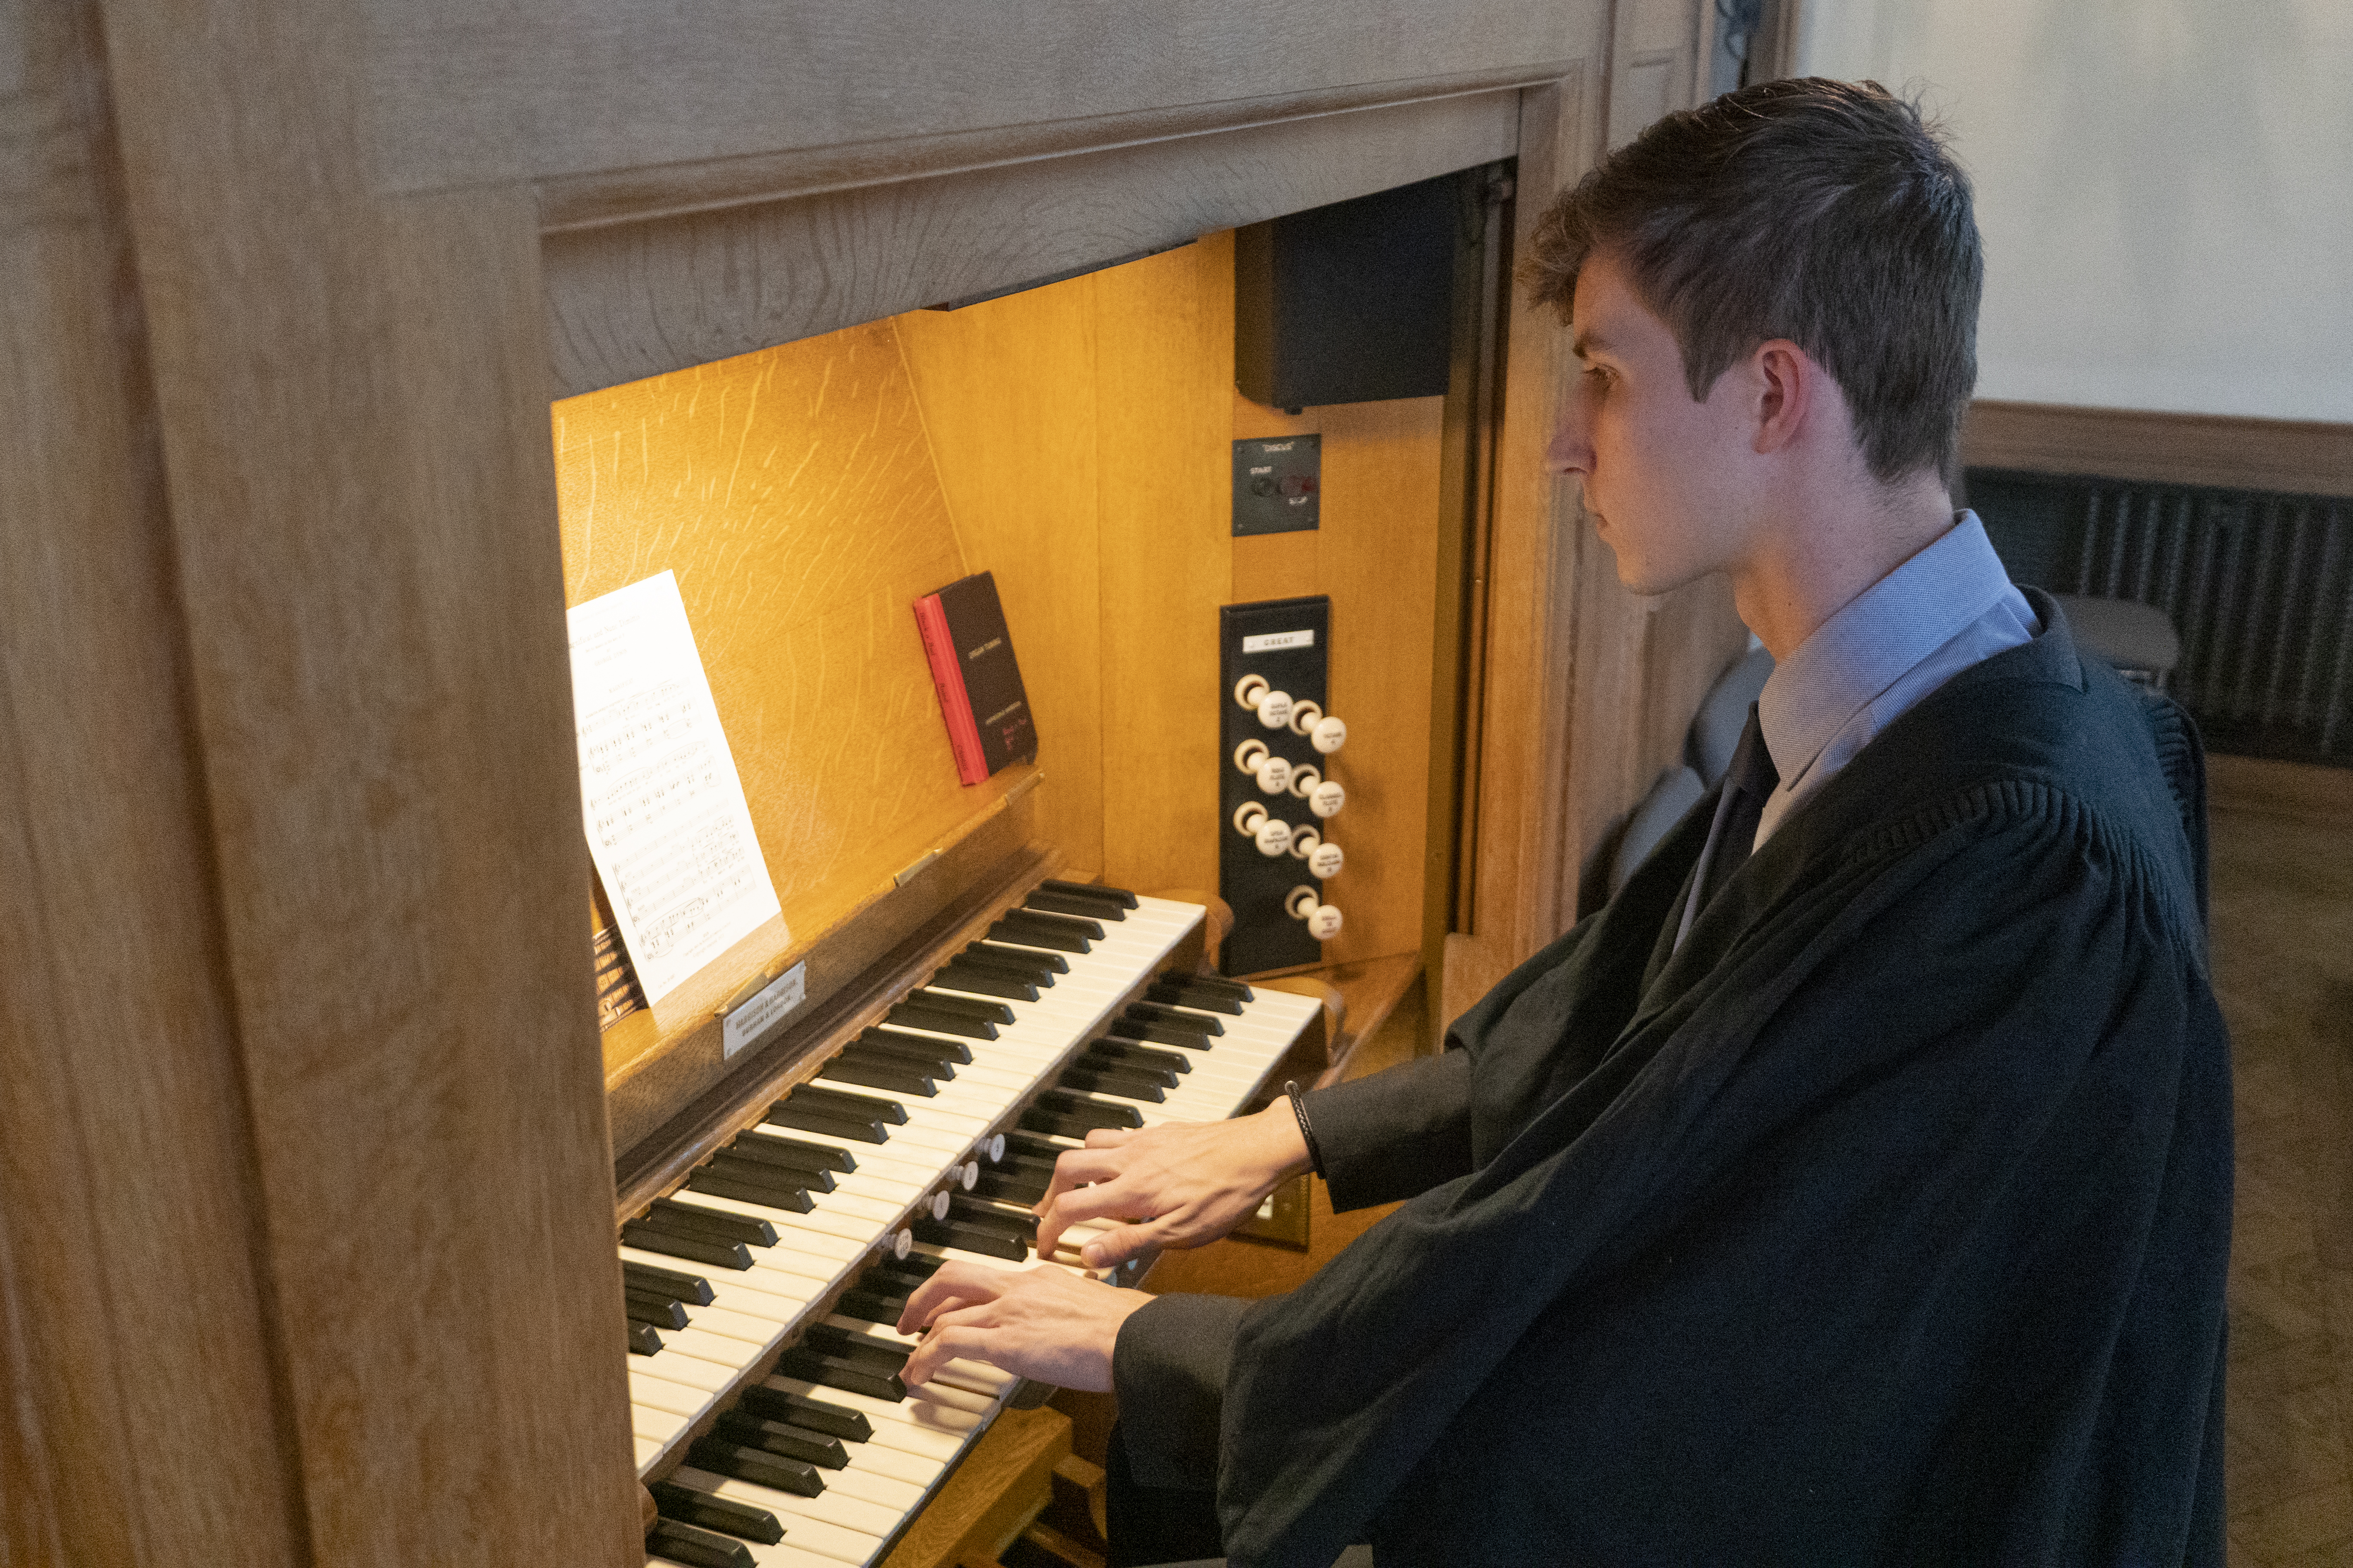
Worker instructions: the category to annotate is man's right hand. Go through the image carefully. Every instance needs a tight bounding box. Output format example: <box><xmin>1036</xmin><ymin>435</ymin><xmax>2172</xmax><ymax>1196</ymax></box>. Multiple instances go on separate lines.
<box><xmin>1032</xmin><ymin>1102</ymin><xmax>1311</xmax><ymax>1269</ymax></box>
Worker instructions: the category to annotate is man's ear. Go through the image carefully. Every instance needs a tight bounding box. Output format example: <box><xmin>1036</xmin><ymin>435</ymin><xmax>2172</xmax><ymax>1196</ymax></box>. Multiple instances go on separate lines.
<box><xmin>1751</xmin><ymin>339</ymin><xmax>1812</xmax><ymax>456</ymax></box>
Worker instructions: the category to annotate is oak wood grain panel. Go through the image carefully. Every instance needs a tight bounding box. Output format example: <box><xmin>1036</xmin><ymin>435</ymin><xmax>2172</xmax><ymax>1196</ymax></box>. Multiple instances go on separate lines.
<box><xmin>1233</xmin><ymin>394</ymin><xmax>1446</xmax><ymax>967</ymax></box>
<box><xmin>91</xmin><ymin>0</ymin><xmax>638</xmax><ymax>1556</ymax></box>
<box><xmin>1095</xmin><ymin>236</ymin><xmax>1240</xmax><ymax>897</ymax></box>
<box><xmin>551</xmin><ymin>320</ymin><xmax>1014</xmax><ymax>1060</ymax></box>
<box><xmin>538</xmin><ymin>67</ymin><xmax>1580</xmax><ymax>239</ymax></box>
<box><xmin>543</xmin><ymin>90</ymin><xmax>1524</xmax><ymax>397</ymax></box>
<box><xmin>894</xmin><ymin>289</ymin><xmax>1108</xmax><ymax>882</ymax></box>
<box><xmin>0</xmin><ymin>6</ymin><xmax>301</xmax><ymax>1563</ymax></box>
<box><xmin>364</xmin><ymin>0</ymin><xmax>1600</xmax><ymax>193</ymax></box>
<box><xmin>1962</xmin><ymin>400</ymin><xmax>2353</xmax><ymax>500</ymax></box>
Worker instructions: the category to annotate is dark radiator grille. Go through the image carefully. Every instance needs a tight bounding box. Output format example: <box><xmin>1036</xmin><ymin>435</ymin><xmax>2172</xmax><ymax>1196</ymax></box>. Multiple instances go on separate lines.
<box><xmin>1970</xmin><ymin>468</ymin><xmax>2353</xmax><ymax>763</ymax></box>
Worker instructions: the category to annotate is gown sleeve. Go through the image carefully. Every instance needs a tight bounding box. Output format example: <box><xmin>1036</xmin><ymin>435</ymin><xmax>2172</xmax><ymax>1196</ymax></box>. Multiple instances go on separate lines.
<box><xmin>1298</xmin><ymin>1050</ymin><xmax>1476</xmax><ymax>1212</ymax></box>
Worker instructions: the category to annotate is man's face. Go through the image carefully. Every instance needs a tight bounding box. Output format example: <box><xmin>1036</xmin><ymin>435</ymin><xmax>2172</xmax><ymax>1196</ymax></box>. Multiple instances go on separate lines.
<box><xmin>1546</xmin><ymin>249</ymin><xmax>1757</xmax><ymax>595</ymax></box>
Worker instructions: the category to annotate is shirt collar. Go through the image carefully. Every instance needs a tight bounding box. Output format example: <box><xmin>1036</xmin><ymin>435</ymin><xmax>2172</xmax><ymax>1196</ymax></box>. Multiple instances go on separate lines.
<box><xmin>1756</xmin><ymin>511</ymin><xmax>2016</xmax><ymax>785</ymax></box>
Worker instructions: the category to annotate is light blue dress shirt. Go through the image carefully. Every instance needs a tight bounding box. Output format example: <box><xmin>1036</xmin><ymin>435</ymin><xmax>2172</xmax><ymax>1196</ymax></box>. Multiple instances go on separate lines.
<box><xmin>1753</xmin><ymin>511</ymin><xmax>2039</xmax><ymax>847</ymax></box>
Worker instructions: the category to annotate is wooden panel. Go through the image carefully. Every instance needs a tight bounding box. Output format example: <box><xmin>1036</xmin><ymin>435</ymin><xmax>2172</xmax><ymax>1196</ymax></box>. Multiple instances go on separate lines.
<box><xmin>0</xmin><ymin>6</ymin><xmax>303</xmax><ymax>1564</ymax></box>
<box><xmin>550</xmin><ymin>320</ymin><xmax>1021</xmax><ymax>1062</ymax></box>
<box><xmin>1963</xmin><ymin>400</ymin><xmax>2353</xmax><ymax>500</ymax></box>
<box><xmin>1233</xmin><ymin>395</ymin><xmax>1446</xmax><ymax>966</ymax></box>
<box><xmin>88</xmin><ymin>0</ymin><xmax>640</xmax><ymax>1560</ymax></box>
<box><xmin>1606</xmin><ymin>0</ymin><xmax>1708</xmax><ymax>148</ymax></box>
<box><xmin>364</xmin><ymin>0</ymin><xmax>1599</xmax><ymax>193</ymax></box>
<box><xmin>894</xmin><ymin>289</ymin><xmax>1108</xmax><ymax>881</ymax></box>
<box><xmin>543</xmin><ymin>89</ymin><xmax>1524</xmax><ymax>397</ymax></box>
<box><xmin>1095</xmin><ymin>237</ymin><xmax>1239</xmax><ymax>897</ymax></box>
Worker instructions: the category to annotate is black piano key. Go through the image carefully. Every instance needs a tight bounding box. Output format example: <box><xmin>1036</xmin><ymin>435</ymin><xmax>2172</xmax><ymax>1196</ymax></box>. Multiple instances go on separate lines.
<box><xmin>1024</xmin><ymin>890</ymin><xmax>1126</xmax><ymax>922</ymax></box>
<box><xmin>1082</xmin><ymin>1038</ymin><xmax>1192</xmax><ymax>1074</ymax></box>
<box><xmin>1154</xmin><ymin>971</ymin><xmax>1253</xmax><ymax>1003</ymax></box>
<box><xmin>885</xmin><ymin>1002</ymin><xmax>996</xmax><ymax>1040</ymax></box>
<box><xmin>1056</xmin><ymin>1064</ymin><xmax>1168</xmax><ymax>1103</ymax></box>
<box><xmin>623</xmin><ymin>1260</ymin><xmax>717</xmax><ymax>1305</ymax></box>
<box><xmin>646</xmin><ymin>1198</ymin><xmax>778</xmax><ymax>1247</ymax></box>
<box><xmin>684</xmin><ymin>1166</ymin><xmax>817</xmax><ymax>1214</ymax></box>
<box><xmin>841</xmin><ymin>1039</ymin><xmax>960</xmax><ymax>1082</ymax></box>
<box><xmin>856</xmin><ymin>1025</ymin><xmax>972</xmax><ymax>1065</ymax></box>
<box><xmin>864</xmin><ymin>1253</ymin><xmax>944</xmax><ymax>1291</ymax></box>
<box><xmin>650</xmin><ymin>1480</ymin><xmax>786</xmax><ymax>1546</ymax></box>
<box><xmin>763</xmin><ymin>1102</ymin><xmax>891</xmax><ymax>1145</ymax></box>
<box><xmin>739</xmin><ymin>1380</ymin><xmax>874</xmax><ymax>1442</ymax></box>
<box><xmin>964</xmin><ymin>938</ymin><xmax>1067</xmax><ymax>975</ymax></box>
<box><xmin>772</xmin><ymin>1346</ymin><xmax>906</xmax><ymax>1401</ymax></box>
<box><xmin>1143</xmin><ymin>983</ymin><xmax>1243</xmax><ymax>1019</ymax></box>
<box><xmin>729</xmin><ymin>1129</ymin><xmax>851</xmax><ymax>1178</ymax></box>
<box><xmin>930</xmin><ymin>964</ymin><xmax>1038</xmax><ymax>1002</ymax></box>
<box><xmin>1124</xmin><ymin>1000</ymin><xmax>1223</xmax><ymax>1036</ymax></box>
<box><xmin>1021</xmin><ymin>1107</ymin><xmax>1139</xmax><ymax>1142</ymax></box>
<box><xmin>803</xmin><ymin>1321</ymin><xmax>920</xmax><ymax>1366</ymax></box>
<box><xmin>1107</xmin><ymin>1018</ymin><xmax>1216</xmax><ymax>1050</ymax></box>
<box><xmin>1125</xmin><ymin>1003</ymin><xmax>1223</xmax><ymax>1036</ymax></box>
<box><xmin>1005</xmin><ymin>907</ymin><xmax>1105</xmax><ymax>941</ymax></box>
<box><xmin>834</xmin><ymin>1286</ymin><xmax>911</xmax><ymax>1325</ymax></box>
<box><xmin>1063</xmin><ymin>1061</ymin><xmax>1175</xmax><ymax>1099</ymax></box>
<box><xmin>818</xmin><ymin>1056</ymin><xmax>939</xmax><ymax>1096</ymax></box>
<box><xmin>686</xmin><ymin>1436</ymin><xmax>828</xmax><ymax>1496</ymax></box>
<box><xmin>624</xmin><ymin>1289</ymin><xmax>691</xmax><ymax>1330</ymax></box>
<box><xmin>645</xmin><ymin>1516</ymin><xmax>759</xmax><ymax>1568</ymax></box>
<box><xmin>987</xmin><ymin>917</ymin><xmax>1088</xmax><ymax>954</ymax></box>
<box><xmin>910</xmin><ymin>1217</ymin><xmax>1027</xmax><ymax>1261</ymax></box>
<box><xmin>1002</xmin><ymin>1130</ymin><xmax>1076</xmax><ymax>1166</ymax></box>
<box><xmin>714</xmin><ymin>1410</ymin><xmax>852</xmax><ymax>1469</ymax></box>
<box><xmin>948</xmin><ymin>1194</ymin><xmax>1037</xmax><ymax>1238</ymax></box>
<box><xmin>1041</xmin><ymin>877</ymin><xmax>1138</xmax><ymax>908</ymax></box>
<box><xmin>909</xmin><ymin>991</ymin><xmax>1017</xmax><ymax>1026</ymax></box>
<box><xmin>1040</xmin><ymin>1088</ymin><xmax>1147</xmax><ymax>1125</ymax></box>
<box><xmin>786</xmin><ymin>1084</ymin><xmax>908</xmax><ymax>1125</ymax></box>
<box><xmin>970</xmin><ymin>1169</ymin><xmax>1050</xmax><ymax>1206</ymax></box>
<box><xmin>628</xmin><ymin>1322</ymin><xmax>664</xmax><ymax>1356</ymax></box>
<box><xmin>621</xmin><ymin>1220</ymin><xmax>754</xmax><ymax>1272</ymax></box>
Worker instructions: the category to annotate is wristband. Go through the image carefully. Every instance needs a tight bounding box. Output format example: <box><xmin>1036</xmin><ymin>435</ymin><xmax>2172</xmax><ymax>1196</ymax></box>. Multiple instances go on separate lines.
<box><xmin>1283</xmin><ymin>1079</ymin><xmax>1327</xmax><ymax>1182</ymax></box>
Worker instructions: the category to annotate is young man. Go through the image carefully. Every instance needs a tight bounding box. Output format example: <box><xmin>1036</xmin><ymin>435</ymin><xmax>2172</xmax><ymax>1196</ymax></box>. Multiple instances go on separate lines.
<box><xmin>898</xmin><ymin>79</ymin><xmax>2230</xmax><ymax>1566</ymax></box>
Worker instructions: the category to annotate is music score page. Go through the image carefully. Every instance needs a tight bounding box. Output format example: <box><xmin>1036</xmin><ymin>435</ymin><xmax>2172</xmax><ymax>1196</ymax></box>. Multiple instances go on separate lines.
<box><xmin>567</xmin><ymin>571</ymin><xmax>784</xmax><ymax>1010</ymax></box>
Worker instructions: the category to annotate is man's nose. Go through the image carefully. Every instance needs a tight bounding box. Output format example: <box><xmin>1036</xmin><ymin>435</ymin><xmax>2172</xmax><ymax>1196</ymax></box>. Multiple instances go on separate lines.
<box><xmin>1546</xmin><ymin>400</ymin><xmax>1593</xmax><ymax>477</ymax></box>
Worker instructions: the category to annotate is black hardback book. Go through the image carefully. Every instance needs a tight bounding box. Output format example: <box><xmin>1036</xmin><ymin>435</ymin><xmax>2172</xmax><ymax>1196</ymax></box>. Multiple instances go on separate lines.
<box><xmin>932</xmin><ymin>572</ymin><xmax>1037</xmax><ymax>778</ymax></box>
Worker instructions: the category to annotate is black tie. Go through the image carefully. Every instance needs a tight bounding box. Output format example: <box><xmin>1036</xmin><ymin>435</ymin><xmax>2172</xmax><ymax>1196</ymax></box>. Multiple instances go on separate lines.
<box><xmin>1703</xmin><ymin>704</ymin><xmax>1778</xmax><ymax>906</ymax></box>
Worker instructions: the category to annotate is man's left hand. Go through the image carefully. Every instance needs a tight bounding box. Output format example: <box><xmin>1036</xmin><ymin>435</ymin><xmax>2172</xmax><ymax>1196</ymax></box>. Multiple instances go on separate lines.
<box><xmin>895</xmin><ymin>1261</ymin><xmax>1152</xmax><ymax>1393</ymax></box>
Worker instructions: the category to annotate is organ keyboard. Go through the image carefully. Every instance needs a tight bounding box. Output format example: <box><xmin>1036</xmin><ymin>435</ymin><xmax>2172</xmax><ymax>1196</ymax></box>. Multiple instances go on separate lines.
<box><xmin>613</xmin><ymin>878</ymin><xmax>1324</xmax><ymax>1568</ymax></box>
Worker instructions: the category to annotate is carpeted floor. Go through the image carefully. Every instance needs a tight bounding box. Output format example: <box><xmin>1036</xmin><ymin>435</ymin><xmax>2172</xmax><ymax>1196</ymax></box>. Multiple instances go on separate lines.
<box><xmin>2209</xmin><ymin>757</ymin><xmax>2353</xmax><ymax>1563</ymax></box>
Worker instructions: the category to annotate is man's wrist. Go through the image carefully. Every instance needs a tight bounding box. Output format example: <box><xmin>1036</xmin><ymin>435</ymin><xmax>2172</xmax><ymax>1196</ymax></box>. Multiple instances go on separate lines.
<box><xmin>1249</xmin><ymin>1100</ymin><xmax>1314</xmax><ymax>1185</ymax></box>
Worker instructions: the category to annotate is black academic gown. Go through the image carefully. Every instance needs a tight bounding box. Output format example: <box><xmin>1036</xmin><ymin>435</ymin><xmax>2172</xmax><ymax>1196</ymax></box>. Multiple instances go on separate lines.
<box><xmin>1111</xmin><ymin>598</ymin><xmax>2231</xmax><ymax>1567</ymax></box>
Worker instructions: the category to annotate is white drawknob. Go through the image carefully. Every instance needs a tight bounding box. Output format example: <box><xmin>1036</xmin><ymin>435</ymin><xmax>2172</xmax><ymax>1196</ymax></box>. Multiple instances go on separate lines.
<box><xmin>1288</xmin><ymin>764</ymin><xmax>1321</xmax><ymax>798</ymax></box>
<box><xmin>1255</xmin><ymin>755</ymin><xmax>1292</xmax><ymax>794</ymax></box>
<box><xmin>1308</xmin><ymin>840</ymin><xmax>1344</xmax><ymax>879</ymax></box>
<box><xmin>1257</xmin><ymin>688</ymin><xmax>1293</xmax><ymax>730</ymax></box>
<box><xmin>1288</xmin><ymin>699</ymin><xmax>1323</xmax><ymax>733</ymax></box>
<box><xmin>1311</xmin><ymin>715</ymin><xmax>1347</xmax><ymax>754</ymax></box>
<box><xmin>985</xmin><ymin>1133</ymin><xmax>1006</xmax><ymax>1165</ymax></box>
<box><xmin>1288</xmin><ymin>826</ymin><xmax>1320</xmax><ymax>858</ymax></box>
<box><xmin>1309</xmin><ymin>778</ymin><xmax>1345</xmax><ymax>818</ymax></box>
<box><xmin>892</xmin><ymin>1229</ymin><xmax>913</xmax><ymax>1260</ymax></box>
<box><xmin>1234</xmin><ymin>738</ymin><xmax>1269</xmax><ymax>771</ymax></box>
<box><xmin>1234</xmin><ymin>673</ymin><xmax>1269</xmax><ymax>710</ymax></box>
<box><xmin>929</xmin><ymin>1190</ymin><xmax>952</xmax><ymax>1221</ymax></box>
<box><xmin>1255</xmin><ymin>817</ymin><xmax>1292</xmax><ymax>857</ymax></box>
<box><xmin>1286</xmin><ymin>885</ymin><xmax>1345</xmax><ymax>940</ymax></box>
<box><xmin>1233</xmin><ymin>801</ymin><xmax>1268</xmax><ymax>835</ymax></box>
<box><xmin>961</xmin><ymin>1161</ymin><xmax>979</xmax><ymax>1190</ymax></box>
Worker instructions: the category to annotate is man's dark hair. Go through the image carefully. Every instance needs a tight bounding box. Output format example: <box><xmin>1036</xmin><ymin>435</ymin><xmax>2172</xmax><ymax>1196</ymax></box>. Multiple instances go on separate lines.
<box><xmin>1524</xmin><ymin>78</ymin><xmax>1983</xmax><ymax>485</ymax></box>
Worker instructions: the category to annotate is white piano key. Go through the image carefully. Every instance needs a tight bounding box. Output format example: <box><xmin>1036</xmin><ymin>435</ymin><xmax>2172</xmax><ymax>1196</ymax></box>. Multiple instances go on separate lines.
<box><xmin>630</xmin><ymin>1365</ymin><xmax>714</xmax><ymax>1418</ymax></box>
<box><xmin>756</xmin><ymin>1377</ymin><xmax>983</xmax><ymax>1452</ymax></box>
<box><xmin>633</xmin><ymin>1434</ymin><xmax>665</xmax><ymax>1468</ymax></box>
<box><xmin>822</xmin><ymin>1461</ymin><xmax>925</xmax><ymax>1514</ymax></box>
<box><xmin>632</xmin><ymin>1401</ymin><xmax>688</xmax><ymax>1446</ymax></box>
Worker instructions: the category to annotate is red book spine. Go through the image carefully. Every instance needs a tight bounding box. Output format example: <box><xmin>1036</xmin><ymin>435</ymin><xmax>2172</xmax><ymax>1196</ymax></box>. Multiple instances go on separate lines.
<box><xmin>915</xmin><ymin>594</ymin><xmax>988</xmax><ymax>785</ymax></box>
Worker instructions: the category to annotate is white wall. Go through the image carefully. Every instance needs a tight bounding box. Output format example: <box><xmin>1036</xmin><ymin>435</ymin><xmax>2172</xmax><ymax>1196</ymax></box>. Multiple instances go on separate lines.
<box><xmin>1799</xmin><ymin>0</ymin><xmax>2353</xmax><ymax>421</ymax></box>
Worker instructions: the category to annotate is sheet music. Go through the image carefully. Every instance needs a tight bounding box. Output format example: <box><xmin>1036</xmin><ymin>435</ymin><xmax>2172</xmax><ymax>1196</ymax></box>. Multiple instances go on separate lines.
<box><xmin>568</xmin><ymin>571</ymin><xmax>784</xmax><ymax>1010</ymax></box>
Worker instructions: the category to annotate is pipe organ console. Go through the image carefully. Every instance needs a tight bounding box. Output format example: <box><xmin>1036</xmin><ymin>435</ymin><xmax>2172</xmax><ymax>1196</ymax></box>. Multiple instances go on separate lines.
<box><xmin>612</xmin><ymin>881</ymin><xmax>1327</xmax><ymax>1566</ymax></box>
